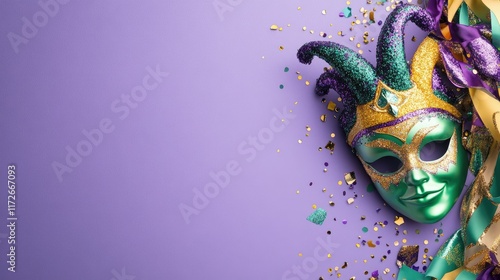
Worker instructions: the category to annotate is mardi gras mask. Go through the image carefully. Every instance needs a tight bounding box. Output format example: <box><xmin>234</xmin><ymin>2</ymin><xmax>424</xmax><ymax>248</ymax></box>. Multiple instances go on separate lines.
<box><xmin>297</xmin><ymin>5</ymin><xmax>469</xmax><ymax>223</ymax></box>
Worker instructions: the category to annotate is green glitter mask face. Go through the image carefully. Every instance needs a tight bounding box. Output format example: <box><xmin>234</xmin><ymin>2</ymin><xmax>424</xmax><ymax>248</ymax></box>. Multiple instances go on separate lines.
<box><xmin>354</xmin><ymin>115</ymin><xmax>468</xmax><ymax>223</ymax></box>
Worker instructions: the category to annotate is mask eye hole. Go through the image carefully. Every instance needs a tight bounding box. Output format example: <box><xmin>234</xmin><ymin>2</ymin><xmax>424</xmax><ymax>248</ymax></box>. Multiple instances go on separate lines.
<box><xmin>419</xmin><ymin>137</ymin><xmax>451</xmax><ymax>161</ymax></box>
<box><xmin>368</xmin><ymin>156</ymin><xmax>403</xmax><ymax>174</ymax></box>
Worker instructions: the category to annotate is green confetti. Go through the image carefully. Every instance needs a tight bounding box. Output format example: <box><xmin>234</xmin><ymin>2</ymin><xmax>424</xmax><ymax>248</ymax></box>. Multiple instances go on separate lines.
<box><xmin>307</xmin><ymin>208</ymin><xmax>327</xmax><ymax>225</ymax></box>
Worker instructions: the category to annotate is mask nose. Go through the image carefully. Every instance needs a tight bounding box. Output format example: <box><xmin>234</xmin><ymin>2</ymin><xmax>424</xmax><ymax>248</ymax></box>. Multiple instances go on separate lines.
<box><xmin>405</xmin><ymin>169</ymin><xmax>430</xmax><ymax>187</ymax></box>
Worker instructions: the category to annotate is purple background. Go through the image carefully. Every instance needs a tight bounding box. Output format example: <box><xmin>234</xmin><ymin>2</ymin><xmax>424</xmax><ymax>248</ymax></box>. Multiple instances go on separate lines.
<box><xmin>0</xmin><ymin>0</ymin><xmax>465</xmax><ymax>279</ymax></box>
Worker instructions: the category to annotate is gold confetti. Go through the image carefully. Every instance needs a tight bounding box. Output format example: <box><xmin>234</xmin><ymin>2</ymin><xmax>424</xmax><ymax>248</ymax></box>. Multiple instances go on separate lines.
<box><xmin>344</xmin><ymin>172</ymin><xmax>356</xmax><ymax>185</ymax></box>
<box><xmin>394</xmin><ymin>216</ymin><xmax>405</xmax><ymax>226</ymax></box>
<box><xmin>312</xmin><ymin>204</ymin><xmax>317</xmax><ymax>209</ymax></box>
<box><xmin>322</xmin><ymin>9</ymin><xmax>327</xmax><ymax>15</ymax></box>
<box><xmin>298</xmin><ymin>139</ymin><xmax>303</xmax><ymax>144</ymax></box>
<box><xmin>337</xmin><ymin>180</ymin><xmax>343</xmax><ymax>186</ymax></box>
<box><xmin>325</xmin><ymin>141</ymin><xmax>335</xmax><ymax>151</ymax></box>
<box><xmin>270</xmin><ymin>24</ymin><xmax>279</xmax><ymax>30</ymax></box>
<box><xmin>331</xmin><ymin>133</ymin><xmax>336</xmax><ymax>138</ymax></box>
<box><xmin>279</xmin><ymin>46</ymin><xmax>284</xmax><ymax>50</ymax></box>
<box><xmin>320</xmin><ymin>114</ymin><xmax>327</xmax><ymax>122</ymax></box>
<box><xmin>347</xmin><ymin>198</ymin><xmax>355</xmax><ymax>204</ymax></box>
<box><xmin>327</xmin><ymin>101</ymin><xmax>337</xmax><ymax>111</ymax></box>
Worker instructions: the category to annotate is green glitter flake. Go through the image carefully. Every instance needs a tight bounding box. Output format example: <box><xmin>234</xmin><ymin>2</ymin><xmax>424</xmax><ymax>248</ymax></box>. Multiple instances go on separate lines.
<box><xmin>307</xmin><ymin>208</ymin><xmax>328</xmax><ymax>225</ymax></box>
<box><xmin>362</xmin><ymin>227</ymin><xmax>368</xmax><ymax>233</ymax></box>
<box><xmin>342</xmin><ymin>7</ymin><xmax>352</xmax><ymax>18</ymax></box>
<box><xmin>279</xmin><ymin>84</ymin><xmax>284</xmax><ymax>89</ymax></box>
<box><xmin>284</xmin><ymin>67</ymin><xmax>289</xmax><ymax>72</ymax></box>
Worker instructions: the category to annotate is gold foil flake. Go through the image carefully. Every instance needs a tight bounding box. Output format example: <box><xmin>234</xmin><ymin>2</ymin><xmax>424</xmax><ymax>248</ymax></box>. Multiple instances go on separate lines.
<box><xmin>302</xmin><ymin>26</ymin><xmax>307</xmax><ymax>31</ymax></box>
<box><xmin>305</xmin><ymin>80</ymin><xmax>310</xmax><ymax>86</ymax></box>
<box><xmin>297</xmin><ymin>6</ymin><xmax>301</xmax><ymax>10</ymax></box>
<box><xmin>367</xmin><ymin>240</ymin><xmax>376</xmax><ymax>247</ymax></box>
<box><xmin>298</xmin><ymin>139</ymin><xmax>303</xmax><ymax>144</ymax></box>
<box><xmin>344</xmin><ymin>172</ymin><xmax>356</xmax><ymax>185</ymax></box>
<box><xmin>297</xmin><ymin>75</ymin><xmax>303</xmax><ymax>80</ymax></box>
<box><xmin>309</xmin><ymin>30</ymin><xmax>314</xmax><ymax>34</ymax></box>
<box><xmin>325</xmin><ymin>141</ymin><xmax>335</xmax><ymax>151</ymax></box>
<box><xmin>402</xmin><ymin>239</ymin><xmax>407</xmax><ymax>244</ymax></box>
<box><xmin>394</xmin><ymin>216</ymin><xmax>405</xmax><ymax>226</ymax></box>
<box><xmin>322</xmin><ymin>9</ymin><xmax>327</xmax><ymax>15</ymax></box>
<box><xmin>296</xmin><ymin>190</ymin><xmax>300</xmax><ymax>194</ymax></box>
<box><xmin>347</xmin><ymin>197</ymin><xmax>355</xmax><ymax>204</ymax></box>
<box><xmin>394</xmin><ymin>241</ymin><xmax>399</xmax><ymax>246</ymax></box>
<box><xmin>298</xmin><ymin>252</ymin><xmax>303</xmax><ymax>256</ymax></box>
<box><xmin>424</xmin><ymin>240</ymin><xmax>429</xmax><ymax>244</ymax></box>
<box><xmin>270</xmin><ymin>24</ymin><xmax>278</xmax><ymax>30</ymax></box>
<box><xmin>329</xmin><ymin>201</ymin><xmax>335</xmax><ymax>206</ymax></box>
<box><xmin>279</xmin><ymin>46</ymin><xmax>284</xmax><ymax>50</ymax></box>
<box><xmin>306</xmin><ymin>125</ymin><xmax>311</xmax><ymax>132</ymax></box>
<box><xmin>312</xmin><ymin>204</ymin><xmax>317</xmax><ymax>209</ymax></box>
<box><xmin>327</xmin><ymin>253</ymin><xmax>332</xmax><ymax>258</ymax></box>
<box><xmin>320</xmin><ymin>114</ymin><xmax>327</xmax><ymax>122</ymax></box>
<box><xmin>337</xmin><ymin>180</ymin><xmax>343</xmax><ymax>186</ymax></box>
<box><xmin>327</xmin><ymin>101</ymin><xmax>337</xmax><ymax>111</ymax></box>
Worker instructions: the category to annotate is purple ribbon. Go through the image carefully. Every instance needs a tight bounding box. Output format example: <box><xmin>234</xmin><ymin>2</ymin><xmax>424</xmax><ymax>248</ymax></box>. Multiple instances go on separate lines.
<box><xmin>425</xmin><ymin>0</ymin><xmax>500</xmax><ymax>99</ymax></box>
<box><xmin>477</xmin><ymin>251</ymin><xmax>500</xmax><ymax>280</ymax></box>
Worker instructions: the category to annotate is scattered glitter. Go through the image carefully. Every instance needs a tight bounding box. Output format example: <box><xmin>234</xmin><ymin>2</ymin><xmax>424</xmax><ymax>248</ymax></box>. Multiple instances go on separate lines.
<box><xmin>347</xmin><ymin>198</ymin><xmax>355</xmax><ymax>204</ymax></box>
<box><xmin>320</xmin><ymin>114</ymin><xmax>327</xmax><ymax>122</ymax></box>
<box><xmin>307</xmin><ymin>208</ymin><xmax>328</xmax><ymax>225</ymax></box>
<box><xmin>424</xmin><ymin>240</ymin><xmax>429</xmax><ymax>245</ymax></box>
<box><xmin>279</xmin><ymin>84</ymin><xmax>284</xmax><ymax>89</ymax></box>
<box><xmin>279</xmin><ymin>46</ymin><xmax>284</xmax><ymax>50</ymax></box>
<box><xmin>338</xmin><ymin>180</ymin><xmax>343</xmax><ymax>186</ymax></box>
<box><xmin>322</xmin><ymin>9</ymin><xmax>327</xmax><ymax>15</ymax></box>
<box><xmin>270</xmin><ymin>24</ymin><xmax>278</xmax><ymax>30</ymax></box>
<box><xmin>362</xmin><ymin>227</ymin><xmax>368</xmax><ymax>233</ymax></box>
<box><xmin>329</xmin><ymin>201</ymin><xmax>335</xmax><ymax>206</ymax></box>
<box><xmin>284</xmin><ymin>67</ymin><xmax>289</xmax><ymax>72</ymax></box>
<box><xmin>298</xmin><ymin>139</ymin><xmax>303</xmax><ymax>144</ymax></box>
